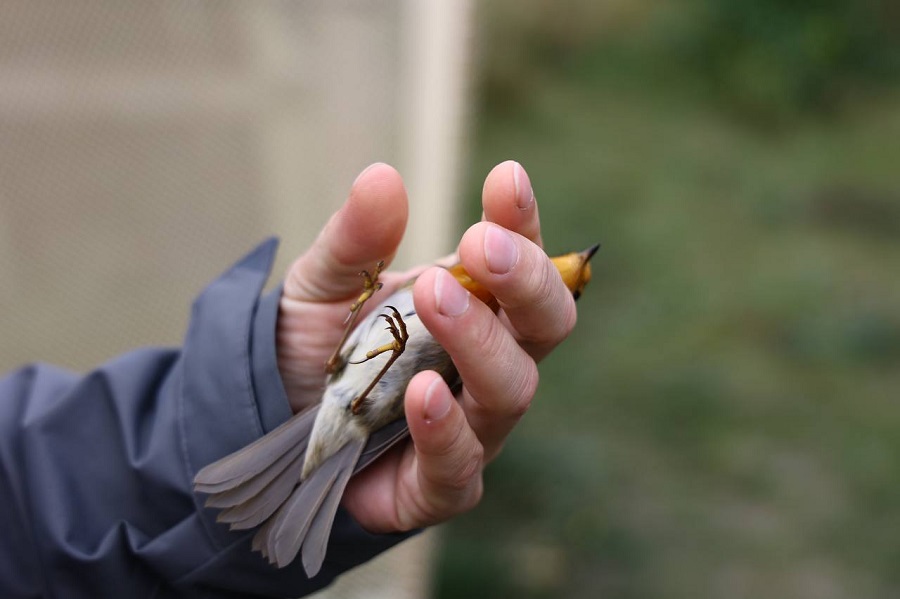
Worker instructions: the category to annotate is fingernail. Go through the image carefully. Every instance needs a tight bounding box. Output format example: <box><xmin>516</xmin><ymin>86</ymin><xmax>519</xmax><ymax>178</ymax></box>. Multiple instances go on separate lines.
<box><xmin>484</xmin><ymin>224</ymin><xmax>518</xmax><ymax>275</ymax></box>
<box><xmin>513</xmin><ymin>162</ymin><xmax>534</xmax><ymax>210</ymax></box>
<box><xmin>424</xmin><ymin>377</ymin><xmax>452</xmax><ymax>422</ymax></box>
<box><xmin>435</xmin><ymin>268</ymin><xmax>469</xmax><ymax>317</ymax></box>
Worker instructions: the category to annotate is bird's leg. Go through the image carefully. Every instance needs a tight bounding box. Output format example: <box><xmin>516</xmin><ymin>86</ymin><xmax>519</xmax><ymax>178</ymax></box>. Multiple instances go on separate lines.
<box><xmin>349</xmin><ymin>306</ymin><xmax>408</xmax><ymax>415</ymax></box>
<box><xmin>325</xmin><ymin>260</ymin><xmax>385</xmax><ymax>375</ymax></box>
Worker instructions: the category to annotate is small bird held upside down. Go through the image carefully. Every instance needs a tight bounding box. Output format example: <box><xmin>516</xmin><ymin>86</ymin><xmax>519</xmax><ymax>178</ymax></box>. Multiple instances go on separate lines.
<box><xmin>194</xmin><ymin>244</ymin><xmax>598</xmax><ymax>577</ymax></box>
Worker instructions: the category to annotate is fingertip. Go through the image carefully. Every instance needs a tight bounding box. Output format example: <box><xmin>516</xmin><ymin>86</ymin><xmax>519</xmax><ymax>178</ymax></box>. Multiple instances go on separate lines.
<box><xmin>412</xmin><ymin>266</ymin><xmax>470</xmax><ymax>323</ymax></box>
<box><xmin>411</xmin><ymin>267</ymin><xmax>438</xmax><ymax>317</ymax></box>
<box><xmin>481</xmin><ymin>160</ymin><xmax>518</xmax><ymax>198</ymax></box>
<box><xmin>351</xmin><ymin>162</ymin><xmax>387</xmax><ymax>187</ymax></box>
<box><xmin>424</xmin><ymin>373</ymin><xmax>454</xmax><ymax>423</ymax></box>
<box><xmin>404</xmin><ymin>370</ymin><xmax>474</xmax><ymax>466</ymax></box>
<box><xmin>350</xmin><ymin>162</ymin><xmax>404</xmax><ymax>201</ymax></box>
<box><xmin>284</xmin><ymin>163</ymin><xmax>409</xmax><ymax>301</ymax></box>
<box><xmin>406</xmin><ymin>371</ymin><xmax>453</xmax><ymax>426</ymax></box>
<box><xmin>405</xmin><ymin>371</ymin><xmax>484</xmax><ymax>509</ymax></box>
<box><xmin>341</xmin><ymin>162</ymin><xmax>408</xmax><ymax>263</ymax></box>
<box><xmin>456</xmin><ymin>222</ymin><xmax>485</xmax><ymax>277</ymax></box>
<box><xmin>512</xmin><ymin>161</ymin><xmax>534</xmax><ymax>211</ymax></box>
<box><xmin>458</xmin><ymin>221</ymin><xmax>524</xmax><ymax>282</ymax></box>
<box><xmin>482</xmin><ymin>160</ymin><xmax>542</xmax><ymax>246</ymax></box>
<box><xmin>405</xmin><ymin>371</ymin><xmax>465</xmax><ymax>459</ymax></box>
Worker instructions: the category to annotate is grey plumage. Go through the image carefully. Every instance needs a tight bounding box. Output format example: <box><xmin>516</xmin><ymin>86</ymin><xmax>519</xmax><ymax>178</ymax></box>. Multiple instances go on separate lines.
<box><xmin>194</xmin><ymin>285</ymin><xmax>458</xmax><ymax>577</ymax></box>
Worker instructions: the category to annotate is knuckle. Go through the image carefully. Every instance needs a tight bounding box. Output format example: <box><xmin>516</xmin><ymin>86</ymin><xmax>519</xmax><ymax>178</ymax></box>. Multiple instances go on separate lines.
<box><xmin>285</xmin><ymin>262</ymin><xmax>329</xmax><ymax>302</ymax></box>
<box><xmin>508</xmin><ymin>361</ymin><xmax>539</xmax><ymax>417</ymax></box>
<box><xmin>551</xmin><ymin>297</ymin><xmax>578</xmax><ymax>346</ymax></box>
<box><xmin>509</xmin><ymin>395</ymin><xmax>533</xmax><ymax>419</ymax></box>
<box><xmin>517</xmin><ymin>278</ymin><xmax>578</xmax><ymax>349</ymax></box>
<box><xmin>514</xmin><ymin>256</ymin><xmax>557</xmax><ymax>311</ymax></box>
<box><xmin>461</xmin><ymin>477</ymin><xmax>484</xmax><ymax>512</ymax></box>
<box><xmin>444</xmin><ymin>444</ymin><xmax>484</xmax><ymax>493</ymax></box>
<box><xmin>469</xmin><ymin>312</ymin><xmax>505</xmax><ymax>357</ymax></box>
<box><xmin>282</xmin><ymin>264</ymin><xmax>307</xmax><ymax>299</ymax></box>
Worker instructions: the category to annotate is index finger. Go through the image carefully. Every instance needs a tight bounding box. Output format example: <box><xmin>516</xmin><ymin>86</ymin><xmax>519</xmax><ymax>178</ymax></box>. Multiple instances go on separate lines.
<box><xmin>457</xmin><ymin>221</ymin><xmax>577</xmax><ymax>362</ymax></box>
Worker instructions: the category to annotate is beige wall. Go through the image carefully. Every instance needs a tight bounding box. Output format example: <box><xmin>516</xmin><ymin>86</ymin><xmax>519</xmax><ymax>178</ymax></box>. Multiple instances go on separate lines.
<box><xmin>0</xmin><ymin>0</ymin><xmax>471</xmax><ymax>371</ymax></box>
<box><xmin>0</xmin><ymin>2</ymin><xmax>472</xmax><ymax>597</ymax></box>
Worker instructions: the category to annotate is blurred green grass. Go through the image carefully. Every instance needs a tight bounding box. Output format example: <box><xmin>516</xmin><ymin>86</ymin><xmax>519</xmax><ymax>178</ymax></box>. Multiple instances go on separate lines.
<box><xmin>436</xmin><ymin>2</ymin><xmax>900</xmax><ymax>598</ymax></box>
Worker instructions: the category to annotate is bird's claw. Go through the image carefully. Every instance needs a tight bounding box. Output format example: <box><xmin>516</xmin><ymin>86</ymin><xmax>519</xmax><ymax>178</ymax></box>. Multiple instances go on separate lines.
<box><xmin>349</xmin><ymin>306</ymin><xmax>408</xmax><ymax>415</ymax></box>
<box><xmin>325</xmin><ymin>260</ymin><xmax>386</xmax><ymax>375</ymax></box>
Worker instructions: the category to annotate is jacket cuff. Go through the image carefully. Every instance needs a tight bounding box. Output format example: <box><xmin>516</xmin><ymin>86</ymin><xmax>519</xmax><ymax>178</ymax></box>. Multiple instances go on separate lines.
<box><xmin>181</xmin><ymin>237</ymin><xmax>283</xmax><ymax>480</ymax></box>
<box><xmin>178</xmin><ymin>238</ymin><xmax>416</xmax><ymax>593</ymax></box>
<box><xmin>250</xmin><ymin>283</ymin><xmax>294</xmax><ymax>434</ymax></box>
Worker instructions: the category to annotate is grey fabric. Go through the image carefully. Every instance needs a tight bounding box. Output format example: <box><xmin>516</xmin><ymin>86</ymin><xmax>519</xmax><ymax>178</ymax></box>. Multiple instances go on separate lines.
<box><xmin>0</xmin><ymin>239</ymin><xmax>411</xmax><ymax>598</ymax></box>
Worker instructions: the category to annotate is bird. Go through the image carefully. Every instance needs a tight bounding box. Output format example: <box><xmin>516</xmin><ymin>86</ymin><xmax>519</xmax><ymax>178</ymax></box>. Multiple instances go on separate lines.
<box><xmin>193</xmin><ymin>244</ymin><xmax>599</xmax><ymax>577</ymax></box>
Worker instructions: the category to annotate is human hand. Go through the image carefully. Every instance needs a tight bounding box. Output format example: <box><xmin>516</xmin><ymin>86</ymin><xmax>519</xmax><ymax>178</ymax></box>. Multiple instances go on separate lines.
<box><xmin>276</xmin><ymin>161</ymin><xmax>578</xmax><ymax>533</ymax></box>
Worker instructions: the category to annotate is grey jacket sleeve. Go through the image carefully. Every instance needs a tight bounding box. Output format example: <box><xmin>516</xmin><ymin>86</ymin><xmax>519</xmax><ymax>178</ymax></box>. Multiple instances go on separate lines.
<box><xmin>0</xmin><ymin>239</ymin><xmax>411</xmax><ymax>599</ymax></box>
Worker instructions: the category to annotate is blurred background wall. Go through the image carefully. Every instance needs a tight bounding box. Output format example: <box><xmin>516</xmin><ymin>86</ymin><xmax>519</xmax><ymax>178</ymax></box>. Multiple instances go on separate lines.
<box><xmin>0</xmin><ymin>1</ymin><xmax>471</xmax><ymax>598</ymax></box>
<box><xmin>3</xmin><ymin>1</ymin><xmax>900</xmax><ymax>599</ymax></box>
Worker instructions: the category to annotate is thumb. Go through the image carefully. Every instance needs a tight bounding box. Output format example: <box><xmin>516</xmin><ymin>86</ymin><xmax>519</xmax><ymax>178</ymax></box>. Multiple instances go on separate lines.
<box><xmin>284</xmin><ymin>163</ymin><xmax>409</xmax><ymax>303</ymax></box>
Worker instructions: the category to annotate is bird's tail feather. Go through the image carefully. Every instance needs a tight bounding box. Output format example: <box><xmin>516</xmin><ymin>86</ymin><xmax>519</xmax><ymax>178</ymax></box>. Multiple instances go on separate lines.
<box><xmin>194</xmin><ymin>405</ymin><xmax>319</xmax><ymax>494</ymax></box>
<box><xmin>302</xmin><ymin>454</ymin><xmax>358</xmax><ymax>576</ymax></box>
<box><xmin>205</xmin><ymin>443</ymin><xmax>305</xmax><ymax>511</ymax></box>
<box><xmin>257</xmin><ymin>436</ymin><xmax>366</xmax><ymax>574</ymax></box>
<box><xmin>216</xmin><ymin>450</ymin><xmax>306</xmax><ymax>529</ymax></box>
<box><xmin>194</xmin><ymin>405</ymin><xmax>318</xmax><ymax>531</ymax></box>
<box><xmin>194</xmin><ymin>404</ymin><xmax>409</xmax><ymax>576</ymax></box>
<box><xmin>354</xmin><ymin>417</ymin><xmax>409</xmax><ymax>475</ymax></box>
